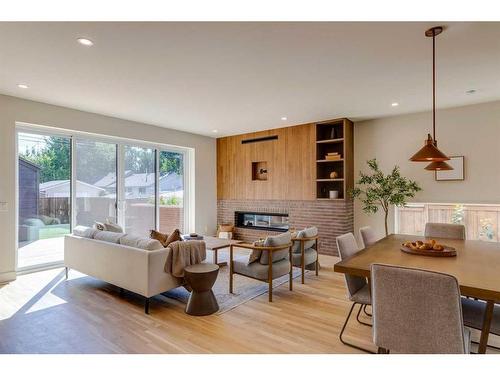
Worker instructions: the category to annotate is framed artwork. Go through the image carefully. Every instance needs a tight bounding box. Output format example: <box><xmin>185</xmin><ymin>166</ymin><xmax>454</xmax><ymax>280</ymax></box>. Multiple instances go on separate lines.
<box><xmin>435</xmin><ymin>156</ymin><xmax>465</xmax><ymax>181</ymax></box>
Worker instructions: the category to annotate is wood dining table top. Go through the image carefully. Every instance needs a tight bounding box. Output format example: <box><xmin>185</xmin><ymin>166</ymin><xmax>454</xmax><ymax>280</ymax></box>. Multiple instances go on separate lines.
<box><xmin>334</xmin><ymin>234</ymin><xmax>500</xmax><ymax>302</ymax></box>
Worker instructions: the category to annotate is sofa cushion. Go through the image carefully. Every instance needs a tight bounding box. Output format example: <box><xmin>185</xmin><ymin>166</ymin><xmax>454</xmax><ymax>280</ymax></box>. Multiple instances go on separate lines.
<box><xmin>119</xmin><ymin>234</ymin><xmax>163</xmax><ymax>250</ymax></box>
<box><xmin>73</xmin><ymin>225</ymin><xmax>98</xmax><ymax>239</ymax></box>
<box><xmin>292</xmin><ymin>248</ymin><xmax>318</xmax><ymax>267</ymax></box>
<box><xmin>291</xmin><ymin>227</ymin><xmax>318</xmax><ymax>253</ymax></box>
<box><xmin>93</xmin><ymin>230</ymin><xmax>126</xmax><ymax>244</ymax></box>
<box><xmin>259</xmin><ymin>232</ymin><xmax>292</xmax><ymax>265</ymax></box>
<box><xmin>233</xmin><ymin>256</ymin><xmax>290</xmax><ymax>281</ymax></box>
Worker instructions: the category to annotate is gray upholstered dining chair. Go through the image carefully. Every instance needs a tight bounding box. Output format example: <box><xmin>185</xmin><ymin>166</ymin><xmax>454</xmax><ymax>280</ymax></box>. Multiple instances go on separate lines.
<box><xmin>229</xmin><ymin>232</ymin><xmax>293</xmax><ymax>303</ymax></box>
<box><xmin>424</xmin><ymin>222</ymin><xmax>466</xmax><ymax>240</ymax></box>
<box><xmin>359</xmin><ymin>226</ymin><xmax>377</xmax><ymax>248</ymax></box>
<box><xmin>371</xmin><ymin>264</ymin><xmax>471</xmax><ymax>354</ymax></box>
<box><xmin>291</xmin><ymin>226</ymin><xmax>319</xmax><ymax>284</ymax></box>
<box><xmin>461</xmin><ymin>298</ymin><xmax>500</xmax><ymax>352</ymax></box>
<box><xmin>336</xmin><ymin>233</ymin><xmax>374</xmax><ymax>353</ymax></box>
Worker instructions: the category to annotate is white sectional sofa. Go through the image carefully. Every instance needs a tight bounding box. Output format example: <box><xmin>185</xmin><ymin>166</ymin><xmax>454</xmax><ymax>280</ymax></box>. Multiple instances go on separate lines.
<box><xmin>64</xmin><ymin>226</ymin><xmax>197</xmax><ymax>313</ymax></box>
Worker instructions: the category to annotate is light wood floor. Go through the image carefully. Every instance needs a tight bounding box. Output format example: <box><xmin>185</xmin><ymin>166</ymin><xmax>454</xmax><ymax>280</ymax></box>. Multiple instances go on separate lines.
<box><xmin>0</xmin><ymin>255</ymin><xmax>497</xmax><ymax>354</ymax></box>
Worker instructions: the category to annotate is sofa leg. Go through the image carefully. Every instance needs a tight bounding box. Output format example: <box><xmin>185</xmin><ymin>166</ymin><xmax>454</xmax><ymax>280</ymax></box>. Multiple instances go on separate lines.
<box><xmin>65</xmin><ymin>267</ymin><xmax>68</xmax><ymax>280</ymax></box>
<box><xmin>145</xmin><ymin>298</ymin><xmax>150</xmax><ymax>314</ymax></box>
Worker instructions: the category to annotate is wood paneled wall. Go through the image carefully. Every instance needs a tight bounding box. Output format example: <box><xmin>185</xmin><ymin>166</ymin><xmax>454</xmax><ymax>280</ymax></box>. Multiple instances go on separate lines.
<box><xmin>217</xmin><ymin>124</ymin><xmax>316</xmax><ymax>200</ymax></box>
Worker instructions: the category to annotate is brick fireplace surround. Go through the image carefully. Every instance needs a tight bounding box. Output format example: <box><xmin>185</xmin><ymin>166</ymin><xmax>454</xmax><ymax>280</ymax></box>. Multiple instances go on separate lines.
<box><xmin>217</xmin><ymin>199</ymin><xmax>354</xmax><ymax>256</ymax></box>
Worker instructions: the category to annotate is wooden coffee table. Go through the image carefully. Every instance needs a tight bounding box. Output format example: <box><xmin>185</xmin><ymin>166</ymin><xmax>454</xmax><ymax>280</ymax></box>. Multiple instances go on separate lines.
<box><xmin>203</xmin><ymin>236</ymin><xmax>243</xmax><ymax>267</ymax></box>
<box><xmin>184</xmin><ymin>263</ymin><xmax>220</xmax><ymax>316</ymax></box>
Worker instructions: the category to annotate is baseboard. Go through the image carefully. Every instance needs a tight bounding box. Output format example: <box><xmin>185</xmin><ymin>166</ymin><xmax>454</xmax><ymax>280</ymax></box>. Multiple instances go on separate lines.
<box><xmin>0</xmin><ymin>271</ymin><xmax>17</xmax><ymax>285</ymax></box>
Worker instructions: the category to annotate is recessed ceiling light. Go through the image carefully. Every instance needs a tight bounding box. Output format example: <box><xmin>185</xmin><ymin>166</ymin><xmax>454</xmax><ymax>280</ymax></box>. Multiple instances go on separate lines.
<box><xmin>466</xmin><ymin>89</ymin><xmax>477</xmax><ymax>94</ymax></box>
<box><xmin>17</xmin><ymin>84</ymin><xmax>29</xmax><ymax>89</ymax></box>
<box><xmin>391</xmin><ymin>102</ymin><xmax>399</xmax><ymax>107</ymax></box>
<box><xmin>77</xmin><ymin>38</ymin><xmax>94</xmax><ymax>46</ymax></box>
<box><xmin>281</xmin><ymin>116</ymin><xmax>287</xmax><ymax>121</ymax></box>
<box><xmin>212</xmin><ymin>129</ymin><xmax>218</xmax><ymax>133</ymax></box>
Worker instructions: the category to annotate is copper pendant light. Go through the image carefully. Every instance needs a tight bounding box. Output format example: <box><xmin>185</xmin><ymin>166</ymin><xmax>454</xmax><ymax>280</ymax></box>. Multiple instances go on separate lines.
<box><xmin>424</xmin><ymin>161</ymin><xmax>453</xmax><ymax>171</ymax></box>
<box><xmin>409</xmin><ymin>26</ymin><xmax>452</xmax><ymax>170</ymax></box>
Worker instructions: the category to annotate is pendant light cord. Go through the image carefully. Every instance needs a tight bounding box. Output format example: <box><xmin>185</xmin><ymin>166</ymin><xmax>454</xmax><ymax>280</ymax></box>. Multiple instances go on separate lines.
<box><xmin>432</xmin><ymin>30</ymin><xmax>436</xmax><ymax>142</ymax></box>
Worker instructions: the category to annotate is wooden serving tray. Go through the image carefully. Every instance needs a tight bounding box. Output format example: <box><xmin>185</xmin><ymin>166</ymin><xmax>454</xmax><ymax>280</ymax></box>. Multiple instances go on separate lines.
<box><xmin>401</xmin><ymin>244</ymin><xmax>457</xmax><ymax>257</ymax></box>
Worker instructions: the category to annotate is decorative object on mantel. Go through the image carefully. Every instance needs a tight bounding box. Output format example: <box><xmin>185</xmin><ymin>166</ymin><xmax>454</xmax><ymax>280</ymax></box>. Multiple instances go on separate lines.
<box><xmin>252</xmin><ymin>161</ymin><xmax>268</xmax><ymax>181</ymax></box>
<box><xmin>350</xmin><ymin>159</ymin><xmax>421</xmax><ymax>236</ymax></box>
<box><xmin>409</xmin><ymin>26</ymin><xmax>452</xmax><ymax>171</ymax></box>
<box><xmin>435</xmin><ymin>156</ymin><xmax>465</xmax><ymax>181</ymax></box>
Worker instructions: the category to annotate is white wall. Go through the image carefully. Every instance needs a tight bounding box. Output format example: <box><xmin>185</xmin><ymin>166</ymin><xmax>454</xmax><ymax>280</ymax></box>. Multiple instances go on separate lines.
<box><xmin>354</xmin><ymin>100</ymin><xmax>500</xmax><ymax>242</ymax></box>
<box><xmin>0</xmin><ymin>94</ymin><xmax>216</xmax><ymax>283</ymax></box>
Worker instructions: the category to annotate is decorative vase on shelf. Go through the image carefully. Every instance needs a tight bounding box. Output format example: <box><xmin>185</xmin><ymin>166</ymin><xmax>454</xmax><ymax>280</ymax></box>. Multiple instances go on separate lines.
<box><xmin>329</xmin><ymin>190</ymin><xmax>339</xmax><ymax>199</ymax></box>
<box><xmin>330</xmin><ymin>128</ymin><xmax>336</xmax><ymax>140</ymax></box>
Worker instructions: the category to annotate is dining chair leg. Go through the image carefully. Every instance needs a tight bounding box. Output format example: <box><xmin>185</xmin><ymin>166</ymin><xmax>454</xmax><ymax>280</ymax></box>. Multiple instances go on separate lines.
<box><xmin>289</xmin><ymin>246</ymin><xmax>293</xmax><ymax>291</ymax></box>
<box><xmin>478</xmin><ymin>300</ymin><xmax>495</xmax><ymax>354</ymax></box>
<box><xmin>356</xmin><ymin>304</ymin><xmax>373</xmax><ymax>327</ymax></box>
<box><xmin>65</xmin><ymin>267</ymin><xmax>68</xmax><ymax>280</ymax></box>
<box><xmin>339</xmin><ymin>302</ymin><xmax>375</xmax><ymax>354</ymax></box>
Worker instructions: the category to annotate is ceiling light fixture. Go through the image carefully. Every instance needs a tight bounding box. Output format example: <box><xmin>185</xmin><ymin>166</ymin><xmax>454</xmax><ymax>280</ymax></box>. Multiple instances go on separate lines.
<box><xmin>212</xmin><ymin>129</ymin><xmax>218</xmax><ymax>133</ymax></box>
<box><xmin>466</xmin><ymin>89</ymin><xmax>477</xmax><ymax>95</ymax></box>
<box><xmin>391</xmin><ymin>102</ymin><xmax>399</xmax><ymax>107</ymax></box>
<box><xmin>281</xmin><ymin>116</ymin><xmax>287</xmax><ymax>121</ymax></box>
<box><xmin>17</xmin><ymin>84</ymin><xmax>29</xmax><ymax>89</ymax></box>
<box><xmin>409</xmin><ymin>26</ymin><xmax>452</xmax><ymax>171</ymax></box>
<box><xmin>77</xmin><ymin>38</ymin><xmax>94</xmax><ymax>46</ymax></box>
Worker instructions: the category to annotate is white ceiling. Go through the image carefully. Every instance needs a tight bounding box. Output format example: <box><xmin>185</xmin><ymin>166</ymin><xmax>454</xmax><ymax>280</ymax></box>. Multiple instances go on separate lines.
<box><xmin>1</xmin><ymin>22</ymin><xmax>500</xmax><ymax>137</ymax></box>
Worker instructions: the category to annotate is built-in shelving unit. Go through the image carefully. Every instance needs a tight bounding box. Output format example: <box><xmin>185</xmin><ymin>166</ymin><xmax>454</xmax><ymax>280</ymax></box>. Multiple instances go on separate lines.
<box><xmin>315</xmin><ymin>118</ymin><xmax>353</xmax><ymax>200</ymax></box>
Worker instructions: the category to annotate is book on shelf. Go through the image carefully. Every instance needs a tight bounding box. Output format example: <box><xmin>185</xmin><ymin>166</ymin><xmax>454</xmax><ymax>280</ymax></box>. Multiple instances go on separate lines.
<box><xmin>325</xmin><ymin>154</ymin><xmax>341</xmax><ymax>160</ymax></box>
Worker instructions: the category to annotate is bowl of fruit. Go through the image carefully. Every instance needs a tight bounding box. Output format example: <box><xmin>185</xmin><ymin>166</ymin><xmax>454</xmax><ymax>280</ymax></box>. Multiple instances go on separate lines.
<box><xmin>401</xmin><ymin>239</ymin><xmax>456</xmax><ymax>257</ymax></box>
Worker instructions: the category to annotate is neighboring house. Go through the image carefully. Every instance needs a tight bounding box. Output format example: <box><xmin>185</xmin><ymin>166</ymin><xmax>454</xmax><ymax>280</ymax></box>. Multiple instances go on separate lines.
<box><xmin>18</xmin><ymin>157</ymin><xmax>40</xmax><ymax>221</ymax></box>
<box><xmin>39</xmin><ymin>180</ymin><xmax>105</xmax><ymax>197</ymax></box>
<box><xmin>94</xmin><ymin>171</ymin><xmax>183</xmax><ymax>199</ymax></box>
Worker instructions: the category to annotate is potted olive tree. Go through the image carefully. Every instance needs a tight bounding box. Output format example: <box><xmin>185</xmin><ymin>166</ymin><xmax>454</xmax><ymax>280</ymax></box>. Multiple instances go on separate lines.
<box><xmin>350</xmin><ymin>159</ymin><xmax>421</xmax><ymax>236</ymax></box>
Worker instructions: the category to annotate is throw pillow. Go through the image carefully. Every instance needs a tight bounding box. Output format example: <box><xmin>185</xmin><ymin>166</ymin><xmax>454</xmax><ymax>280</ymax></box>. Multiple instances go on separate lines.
<box><xmin>150</xmin><ymin>229</ymin><xmax>168</xmax><ymax>246</ymax></box>
<box><xmin>166</xmin><ymin>229</ymin><xmax>182</xmax><ymax>246</ymax></box>
<box><xmin>104</xmin><ymin>219</ymin><xmax>124</xmax><ymax>233</ymax></box>
<box><xmin>247</xmin><ymin>239</ymin><xmax>265</xmax><ymax>265</ymax></box>
<box><xmin>150</xmin><ymin>229</ymin><xmax>183</xmax><ymax>248</ymax></box>
<box><xmin>94</xmin><ymin>221</ymin><xmax>105</xmax><ymax>231</ymax></box>
<box><xmin>259</xmin><ymin>232</ymin><xmax>292</xmax><ymax>265</ymax></box>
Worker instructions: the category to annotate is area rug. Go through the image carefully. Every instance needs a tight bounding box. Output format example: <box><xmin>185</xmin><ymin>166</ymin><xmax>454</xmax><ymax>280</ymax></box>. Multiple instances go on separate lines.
<box><xmin>161</xmin><ymin>248</ymin><xmax>307</xmax><ymax>315</ymax></box>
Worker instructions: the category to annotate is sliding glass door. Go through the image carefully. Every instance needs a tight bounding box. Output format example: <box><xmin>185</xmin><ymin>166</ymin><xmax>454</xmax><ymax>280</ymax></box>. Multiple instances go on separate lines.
<box><xmin>159</xmin><ymin>150</ymin><xmax>185</xmax><ymax>233</ymax></box>
<box><xmin>17</xmin><ymin>131</ymin><xmax>71</xmax><ymax>269</ymax></box>
<box><xmin>17</xmin><ymin>126</ymin><xmax>192</xmax><ymax>271</ymax></box>
<box><xmin>123</xmin><ymin>145</ymin><xmax>156</xmax><ymax>236</ymax></box>
<box><xmin>74</xmin><ymin>139</ymin><xmax>117</xmax><ymax>227</ymax></box>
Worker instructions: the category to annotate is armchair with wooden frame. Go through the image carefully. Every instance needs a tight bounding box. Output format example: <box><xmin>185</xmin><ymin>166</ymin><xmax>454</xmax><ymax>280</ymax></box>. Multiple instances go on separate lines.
<box><xmin>229</xmin><ymin>241</ymin><xmax>293</xmax><ymax>302</ymax></box>
<box><xmin>291</xmin><ymin>227</ymin><xmax>319</xmax><ymax>284</ymax></box>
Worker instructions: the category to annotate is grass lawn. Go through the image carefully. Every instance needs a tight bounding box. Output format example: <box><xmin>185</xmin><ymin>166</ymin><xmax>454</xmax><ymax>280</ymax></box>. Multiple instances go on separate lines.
<box><xmin>39</xmin><ymin>226</ymin><xmax>71</xmax><ymax>240</ymax></box>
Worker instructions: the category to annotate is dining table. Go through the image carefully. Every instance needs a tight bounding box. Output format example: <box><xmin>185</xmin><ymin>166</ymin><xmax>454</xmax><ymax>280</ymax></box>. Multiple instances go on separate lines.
<box><xmin>334</xmin><ymin>234</ymin><xmax>500</xmax><ymax>354</ymax></box>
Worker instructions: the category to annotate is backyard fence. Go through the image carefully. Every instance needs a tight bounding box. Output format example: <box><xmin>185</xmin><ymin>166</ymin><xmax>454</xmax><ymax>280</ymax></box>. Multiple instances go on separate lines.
<box><xmin>396</xmin><ymin>203</ymin><xmax>500</xmax><ymax>242</ymax></box>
